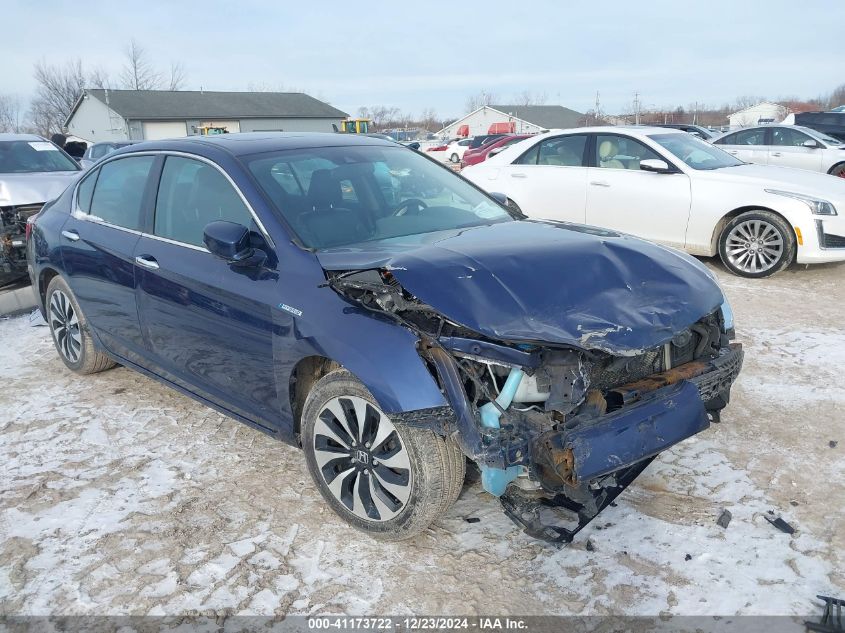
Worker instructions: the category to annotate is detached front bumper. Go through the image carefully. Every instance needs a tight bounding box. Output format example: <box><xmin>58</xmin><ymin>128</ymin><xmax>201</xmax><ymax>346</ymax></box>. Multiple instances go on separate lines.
<box><xmin>534</xmin><ymin>343</ymin><xmax>744</xmax><ymax>489</ymax></box>
<box><xmin>501</xmin><ymin>344</ymin><xmax>743</xmax><ymax>544</ymax></box>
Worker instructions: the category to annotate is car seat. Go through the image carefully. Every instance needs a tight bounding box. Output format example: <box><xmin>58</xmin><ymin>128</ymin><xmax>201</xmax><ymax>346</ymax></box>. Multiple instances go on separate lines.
<box><xmin>598</xmin><ymin>140</ymin><xmax>625</xmax><ymax>169</ymax></box>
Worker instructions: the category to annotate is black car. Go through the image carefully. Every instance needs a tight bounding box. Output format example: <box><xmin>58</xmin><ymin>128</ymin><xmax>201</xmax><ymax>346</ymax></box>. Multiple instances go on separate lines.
<box><xmin>468</xmin><ymin>134</ymin><xmax>507</xmax><ymax>149</ymax></box>
<box><xmin>794</xmin><ymin>112</ymin><xmax>845</xmax><ymax>143</ymax></box>
<box><xmin>651</xmin><ymin>124</ymin><xmax>717</xmax><ymax>140</ymax></box>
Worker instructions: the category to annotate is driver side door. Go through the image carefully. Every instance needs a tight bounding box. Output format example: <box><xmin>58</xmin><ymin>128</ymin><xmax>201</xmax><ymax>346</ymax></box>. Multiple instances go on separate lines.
<box><xmin>768</xmin><ymin>127</ymin><xmax>824</xmax><ymax>172</ymax></box>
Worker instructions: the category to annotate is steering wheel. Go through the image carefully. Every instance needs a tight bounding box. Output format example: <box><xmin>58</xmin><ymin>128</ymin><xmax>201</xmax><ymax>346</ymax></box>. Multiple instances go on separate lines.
<box><xmin>391</xmin><ymin>198</ymin><xmax>428</xmax><ymax>217</ymax></box>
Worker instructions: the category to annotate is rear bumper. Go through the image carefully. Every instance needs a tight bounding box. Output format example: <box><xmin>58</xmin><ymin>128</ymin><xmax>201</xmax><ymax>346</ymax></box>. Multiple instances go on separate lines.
<box><xmin>534</xmin><ymin>344</ymin><xmax>743</xmax><ymax>487</ymax></box>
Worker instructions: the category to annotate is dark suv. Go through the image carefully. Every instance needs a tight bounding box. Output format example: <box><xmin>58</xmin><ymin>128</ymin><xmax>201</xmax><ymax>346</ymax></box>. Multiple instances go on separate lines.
<box><xmin>28</xmin><ymin>133</ymin><xmax>742</xmax><ymax>543</ymax></box>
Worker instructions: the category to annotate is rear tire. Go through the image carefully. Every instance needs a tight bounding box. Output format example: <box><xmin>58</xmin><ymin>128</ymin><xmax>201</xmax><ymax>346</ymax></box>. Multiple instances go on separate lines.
<box><xmin>829</xmin><ymin>162</ymin><xmax>845</xmax><ymax>179</ymax></box>
<box><xmin>45</xmin><ymin>276</ymin><xmax>115</xmax><ymax>374</ymax></box>
<box><xmin>718</xmin><ymin>210</ymin><xmax>794</xmax><ymax>278</ymax></box>
<box><xmin>302</xmin><ymin>369</ymin><xmax>455</xmax><ymax>540</ymax></box>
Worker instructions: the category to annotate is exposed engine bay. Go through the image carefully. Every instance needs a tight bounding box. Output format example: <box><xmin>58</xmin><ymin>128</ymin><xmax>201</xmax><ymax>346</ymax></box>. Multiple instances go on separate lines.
<box><xmin>0</xmin><ymin>203</ymin><xmax>39</xmax><ymax>286</ymax></box>
<box><xmin>328</xmin><ymin>267</ymin><xmax>744</xmax><ymax>544</ymax></box>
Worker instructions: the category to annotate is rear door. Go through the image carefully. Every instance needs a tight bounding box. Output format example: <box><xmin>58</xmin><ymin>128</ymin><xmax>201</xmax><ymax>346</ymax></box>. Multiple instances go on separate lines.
<box><xmin>59</xmin><ymin>154</ymin><xmax>157</xmax><ymax>360</ymax></box>
<box><xmin>134</xmin><ymin>154</ymin><xmax>281</xmax><ymax>427</ymax></box>
<box><xmin>714</xmin><ymin>128</ymin><xmax>770</xmax><ymax>164</ymax></box>
<box><xmin>495</xmin><ymin>134</ymin><xmax>589</xmax><ymax>222</ymax></box>
<box><xmin>768</xmin><ymin>127</ymin><xmax>824</xmax><ymax>172</ymax></box>
<box><xmin>585</xmin><ymin>134</ymin><xmax>691</xmax><ymax>249</ymax></box>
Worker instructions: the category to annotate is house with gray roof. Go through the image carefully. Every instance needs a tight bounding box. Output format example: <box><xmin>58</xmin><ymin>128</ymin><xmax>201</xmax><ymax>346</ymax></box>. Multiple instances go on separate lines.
<box><xmin>65</xmin><ymin>89</ymin><xmax>349</xmax><ymax>142</ymax></box>
<box><xmin>438</xmin><ymin>104</ymin><xmax>584</xmax><ymax>138</ymax></box>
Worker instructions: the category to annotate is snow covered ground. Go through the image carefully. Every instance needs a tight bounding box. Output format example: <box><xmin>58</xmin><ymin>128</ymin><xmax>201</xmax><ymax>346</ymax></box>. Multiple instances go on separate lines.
<box><xmin>0</xmin><ymin>260</ymin><xmax>843</xmax><ymax>616</ymax></box>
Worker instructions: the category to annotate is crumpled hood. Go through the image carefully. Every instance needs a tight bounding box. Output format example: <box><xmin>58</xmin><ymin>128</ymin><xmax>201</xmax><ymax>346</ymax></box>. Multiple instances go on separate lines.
<box><xmin>317</xmin><ymin>220</ymin><xmax>725</xmax><ymax>355</ymax></box>
<box><xmin>0</xmin><ymin>171</ymin><xmax>80</xmax><ymax>206</ymax></box>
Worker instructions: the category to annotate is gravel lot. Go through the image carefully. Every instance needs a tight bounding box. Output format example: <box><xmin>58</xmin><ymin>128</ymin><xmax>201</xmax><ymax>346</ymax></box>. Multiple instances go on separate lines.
<box><xmin>1</xmin><ymin>259</ymin><xmax>843</xmax><ymax>617</ymax></box>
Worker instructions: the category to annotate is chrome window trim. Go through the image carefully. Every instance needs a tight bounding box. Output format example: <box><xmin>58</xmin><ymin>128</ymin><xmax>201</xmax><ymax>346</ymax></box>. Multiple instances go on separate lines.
<box><xmin>71</xmin><ymin>149</ymin><xmax>275</xmax><ymax>253</ymax></box>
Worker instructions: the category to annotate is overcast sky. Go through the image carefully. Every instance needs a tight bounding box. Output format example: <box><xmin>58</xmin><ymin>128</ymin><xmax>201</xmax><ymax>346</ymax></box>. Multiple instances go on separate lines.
<box><xmin>3</xmin><ymin>0</ymin><xmax>842</xmax><ymax>119</ymax></box>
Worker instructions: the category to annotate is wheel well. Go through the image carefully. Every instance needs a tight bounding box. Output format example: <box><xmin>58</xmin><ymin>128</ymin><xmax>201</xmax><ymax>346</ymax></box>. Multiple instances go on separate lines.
<box><xmin>710</xmin><ymin>206</ymin><xmax>795</xmax><ymax>254</ymax></box>
<box><xmin>38</xmin><ymin>268</ymin><xmax>60</xmax><ymax>314</ymax></box>
<box><xmin>289</xmin><ymin>355</ymin><xmax>340</xmax><ymax>445</ymax></box>
<box><xmin>828</xmin><ymin>161</ymin><xmax>845</xmax><ymax>175</ymax></box>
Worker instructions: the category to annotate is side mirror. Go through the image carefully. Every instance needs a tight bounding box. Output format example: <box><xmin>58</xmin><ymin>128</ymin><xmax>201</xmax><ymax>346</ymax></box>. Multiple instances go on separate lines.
<box><xmin>802</xmin><ymin>139</ymin><xmax>820</xmax><ymax>149</ymax></box>
<box><xmin>203</xmin><ymin>221</ymin><xmax>265</xmax><ymax>267</ymax></box>
<box><xmin>640</xmin><ymin>159</ymin><xmax>673</xmax><ymax>173</ymax></box>
<box><xmin>488</xmin><ymin>192</ymin><xmax>509</xmax><ymax>206</ymax></box>
<box><xmin>407</xmin><ymin>142</ymin><xmax>421</xmax><ymax>151</ymax></box>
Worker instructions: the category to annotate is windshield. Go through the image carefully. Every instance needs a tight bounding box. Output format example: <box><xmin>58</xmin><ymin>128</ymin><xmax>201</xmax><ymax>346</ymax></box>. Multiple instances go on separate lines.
<box><xmin>649</xmin><ymin>133</ymin><xmax>743</xmax><ymax>170</ymax></box>
<box><xmin>0</xmin><ymin>140</ymin><xmax>80</xmax><ymax>173</ymax></box>
<box><xmin>246</xmin><ymin>145</ymin><xmax>512</xmax><ymax>249</ymax></box>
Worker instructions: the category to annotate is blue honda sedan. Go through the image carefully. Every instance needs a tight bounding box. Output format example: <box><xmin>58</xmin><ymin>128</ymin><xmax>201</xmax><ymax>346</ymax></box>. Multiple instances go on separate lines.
<box><xmin>27</xmin><ymin>133</ymin><xmax>742</xmax><ymax>543</ymax></box>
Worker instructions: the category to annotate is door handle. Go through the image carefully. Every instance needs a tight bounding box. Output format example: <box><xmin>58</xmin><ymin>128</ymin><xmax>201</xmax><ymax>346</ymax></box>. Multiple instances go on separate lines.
<box><xmin>727</xmin><ymin>151</ymin><xmax>738</xmax><ymax>155</ymax></box>
<box><xmin>135</xmin><ymin>255</ymin><xmax>160</xmax><ymax>270</ymax></box>
<box><xmin>589</xmin><ymin>181</ymin><xmax>610</xmax><ymax>187</ymax></box>
<box><xmin>771</xmin><ymin>152</ymin><xmax>782</xmax><ymax>157</ymax></box>
<box><xmin>511</xmin><ymin>172</ymin><xmax>527</xmax><ymax>178</ymax></box>
<box><xmin>61</xmin><ymin>229</ymin><xmax>80</xmax><ymax>242</ymax></box>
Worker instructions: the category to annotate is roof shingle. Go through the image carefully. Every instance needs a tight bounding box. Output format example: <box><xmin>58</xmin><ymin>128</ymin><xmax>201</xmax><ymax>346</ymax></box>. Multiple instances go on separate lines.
<box><xmin>83</xmin><ymin>89</ymin><xmax>348</xmax><ymax>120</ymax></box>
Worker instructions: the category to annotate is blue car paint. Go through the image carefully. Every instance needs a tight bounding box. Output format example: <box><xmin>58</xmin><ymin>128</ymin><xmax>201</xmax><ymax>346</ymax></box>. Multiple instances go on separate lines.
<box><xmin>28</xmin><ymin>132</ymin><xmax>724</xmax><ymax>473</ymax></box>
<box><xmin>318</xmin><ymin>220</ymin><xmax>724</xmax><ymax>355</ymax></box>
<box><xmin>566</xmin><ymin>380</ymin><xmax>710</xmax><ymax>482</ymax></box>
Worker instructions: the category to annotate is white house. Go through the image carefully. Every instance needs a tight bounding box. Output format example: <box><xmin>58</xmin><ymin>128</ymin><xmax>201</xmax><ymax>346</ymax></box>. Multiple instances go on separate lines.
<box><xmin>728</xmin><ymin>101</ymin><xmax>789</xmax><ymax>128</ymax></box>
<box><xmin>438</xmin><ymin>105</ymin><xmax>584</xmax><ymax>138</ymax></box>
<box><xmin>65</xmin><ymin>89</ymin><xmax>349</xmax><ymax>142</ymax></box>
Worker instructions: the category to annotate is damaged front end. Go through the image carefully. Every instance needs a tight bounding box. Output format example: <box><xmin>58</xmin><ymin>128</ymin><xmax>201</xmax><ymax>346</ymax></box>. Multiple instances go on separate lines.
<box><xmin>328</xmin><ymin>268</ymin><xmax>743</xmax><ymax>544</ymax></box>
<box><xmin>0</xmin><ymin>203</ymin><xmax>39</xmax><ymax>286</ymax></box>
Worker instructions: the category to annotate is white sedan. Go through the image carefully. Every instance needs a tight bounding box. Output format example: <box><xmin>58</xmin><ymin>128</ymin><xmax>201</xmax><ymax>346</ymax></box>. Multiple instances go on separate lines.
<box><xmin>461</xmin><ymin>126</ymin><xmax>845</xmax><ymax>278</ymax></box>
<box><xmin>426</xmin><ymin>138</ymin><xmax>472</xmax><ymax>163</ymax></box>
<box><xmin>712</xmin><ymin>125</ymin><xmax>845</xmax><ymax>177</ymax></box>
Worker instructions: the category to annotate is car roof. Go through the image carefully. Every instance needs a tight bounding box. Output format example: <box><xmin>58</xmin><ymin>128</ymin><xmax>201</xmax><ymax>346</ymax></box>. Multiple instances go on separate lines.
<box><xmin>0</xmin><ymin>133</ymin><xmax>47</xmax><ymax>142</ymax></box>
<box><xmin>122</xmin><ymin>132</ymin><xmax>397</xmax><ymax>158</ymax></box>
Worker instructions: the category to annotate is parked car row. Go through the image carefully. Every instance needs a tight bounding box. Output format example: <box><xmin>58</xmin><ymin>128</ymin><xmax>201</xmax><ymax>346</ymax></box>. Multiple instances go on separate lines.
<box><xmin>462</xmin><ymin>126</ymin><xmax>845</xmax><ymax>278</ymax></box>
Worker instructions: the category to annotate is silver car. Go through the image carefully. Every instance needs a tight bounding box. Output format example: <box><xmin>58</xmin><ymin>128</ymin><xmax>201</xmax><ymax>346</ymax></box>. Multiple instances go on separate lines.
<box><xmin>0</xmin><ymin>134</ymin><xmax>80</xmax><ymax>286</ymax></box>
<box><xmin>712</xmin><ymin>125</ymin><xmax>845</xmax><ymax>178</ymax></box>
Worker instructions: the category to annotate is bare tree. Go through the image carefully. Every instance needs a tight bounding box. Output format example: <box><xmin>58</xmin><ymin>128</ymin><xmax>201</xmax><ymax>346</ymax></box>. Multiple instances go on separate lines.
<box><xmin>419</xmin><ymin>107</ymin><xmax>439</xmax><ymax>131</ymax></box>
<box><xmin>0</xmin><ymin>94</ymin><xmax>26</xmax><ymax>133</ymax></box>
<box><xmin>168</xmin><ymin>62</ymin><xmax>187</xmax><ymax>91</ymax></box>
<box><xmin>464</xmin><ymin>90</ymin><xmax>497</xmax><ymax>113</ymax></box>
<box><xmin>828</xmin><ymin>83</ymin><xmax>845</xmax><ymax>109</ymax></box>
<box><xmin>514</xmin><ymin>91</ymin><xmax>548</xmax><ymax>106</ymax></box>
<box><xmin>29</xmin><ymin>59</ymin><xmax>89</xmax><ymax>135</ymax></box>
<box><xmin>88</xmin><ymin>66</ymin><xmax>111</xmax><ymax>89</ymax></box>
<box><xmin>120</xmin><ymin>39</ymin><xmax>163</xmax><ymax>90</ymax></box>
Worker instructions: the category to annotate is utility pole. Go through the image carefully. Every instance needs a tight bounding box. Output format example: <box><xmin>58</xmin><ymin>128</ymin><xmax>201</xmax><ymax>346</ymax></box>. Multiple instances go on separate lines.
<box><xmin>594</xmin><ymin>91</ymin><xmax>601</xmax><ymax>123</ymax></box>
<box><xmin>633</xmin><ymin>92</ymin><xmax>640</xmax><ymax>125</ymax></box>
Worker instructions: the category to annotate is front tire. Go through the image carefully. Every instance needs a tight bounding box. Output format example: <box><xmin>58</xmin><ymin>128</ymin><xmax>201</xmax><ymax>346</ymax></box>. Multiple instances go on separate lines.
<box><xmin>718</xmin><ymin>210</ymin><xmax>795</xmax><ymax>278</ymax></box>
<box><xmin>302</xmin><ymin>369</ymin><xmax>460</xmax><ymax>540</ymax></box>
<box><xmin>45</xmin><ymin>276</ymin><xmax>115</xmax><ymax>374</ymax></box>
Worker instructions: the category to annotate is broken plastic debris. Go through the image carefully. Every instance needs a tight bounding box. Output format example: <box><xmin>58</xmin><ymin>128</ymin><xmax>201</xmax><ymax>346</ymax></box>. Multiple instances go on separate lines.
<box><xmin>764</xmin><ymin>514</ymin><xmax>796</xmax><ymax>535</ymax></box>
<box><xmin>716</xmin><ymin>509</ymin><xmax>732</xmax><ymax>529</ymax></box>
<box><xmin>465</xmin><ymin>517</ymin><xmax>480</xmax><ymax>524</ymax></box>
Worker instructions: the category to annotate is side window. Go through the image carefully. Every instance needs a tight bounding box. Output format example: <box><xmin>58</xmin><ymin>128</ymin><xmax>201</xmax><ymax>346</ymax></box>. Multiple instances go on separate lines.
<box><xmin>714</xmin><ymin>133</ymin><xmax>736</xmax><ymax>145</ymax></box>
<box><xmin>76</xmin><ymin>169</ymin><xmax>99</xmax><ymax>213</ymax></box>
<box><xmin>154</xmin><ymin>156</ymin><xmax>253</xmax><ymax>247</ymax></box>
<box><xmin>514</xmin><ymin>142</ymin><xmax>540</xmax><ymax>165</ymax></box>
<box><xmin>772</xmin><ymin>128</ymin><xmax>812</xmax><ymax>146</ymax></box>
<box><xmin>89</xmin><ymin>156</ymin><xmax>155</xmax><ymax>230</ymax></box>
<box><xmin>733</xmin><ymin>128</ymin><xmax>768</xmax><ymax>146</ymax></box>
<box><xmin>537</xmin><ymin>135</ymin><xmax>587</xmax><ymax>167</ymax></box>
<box><xmin>596</xmin><ymin>135</ymin><xmax>661</xmax><ymax>170</ymax></box>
